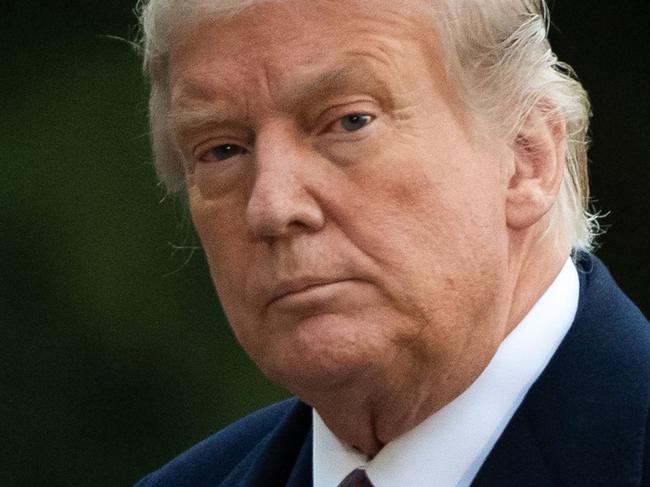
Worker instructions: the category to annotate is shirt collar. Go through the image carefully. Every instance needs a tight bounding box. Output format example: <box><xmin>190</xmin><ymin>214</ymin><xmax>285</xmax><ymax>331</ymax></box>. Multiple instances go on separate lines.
<box><xmin>313</xmin><ymin>257</ymin><xmax>579</xmax><ymax>487</ymax></box>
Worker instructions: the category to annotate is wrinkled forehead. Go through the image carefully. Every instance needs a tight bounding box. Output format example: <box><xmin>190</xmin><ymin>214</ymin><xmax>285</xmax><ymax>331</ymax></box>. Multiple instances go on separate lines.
<box><xmin>169</xmin><ymin>1</ymin><xmax>437</xmax><ymax>66</ymax></box>
<box><xmin>165</xmin><ymin>0</ymin><xmax>451</xmax><ymax>115</ymax></box>
<box><xmin>154</xmin><ymin>0</ymin><xmax>438</xmax><ymax>57</ymax></box>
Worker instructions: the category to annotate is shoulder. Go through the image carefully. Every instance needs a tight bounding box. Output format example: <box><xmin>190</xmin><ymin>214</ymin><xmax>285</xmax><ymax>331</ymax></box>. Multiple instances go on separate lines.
<box><xmin>546</xmin><ymin>252</ymin><xmax>650</xmax><ymax>419</ymax></box>
<box><xmin>571</xmin><ymin>251</ymin><xmax>650</xmax><ymax>370</ymax></box>
<box><xmin>528</xmin><ymin>252</ymin><xmax>650</xmax><ymax>483</ymax></box>
<box><xmin>134</xmin><ymin>398</ymin><xmax>308</xmax><ymax>487</ymax></box>
<box><xmin>477</xmin><ymin>253</ymin><xmax>650</xmax><ymax>485</ymax></box>
<box><xmin>576</xmin><ymin>252</ymin><xmax>648</xmax><ymax>323</ymax></box>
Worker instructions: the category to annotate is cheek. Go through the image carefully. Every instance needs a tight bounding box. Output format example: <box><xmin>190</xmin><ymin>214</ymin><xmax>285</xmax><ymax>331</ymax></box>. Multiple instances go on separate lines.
<box><xmin>345</xmin><ymin>156</ymin><xmax>456</xmax><ymax>251</ymax></box>
<box><xmin>188</xmin><ymin>182</ymin><xmax>247</xmax><ymax>258</ymax></box>
<box><xmin>188</xmin><ymin>189</ymin><xmax>279</xmax><ymax>360</ymax></box>
<box><xmin>188</xmin><ymin>188</ymin><xmax>255</xmax><ymax>310</ymax></box>
<box><xmin>342</xmin><ymin>143</ymin><xmax>507</xmax><ymax>286</ymax></box>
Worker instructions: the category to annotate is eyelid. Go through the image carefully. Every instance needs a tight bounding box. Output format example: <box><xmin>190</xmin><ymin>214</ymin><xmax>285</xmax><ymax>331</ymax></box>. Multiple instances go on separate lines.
<box><xmin>328</xmin><ymin>113</ymin><xmax>375</xmax><ymax>133</ymax></box>
<box><xmin>315</xmin><ymin>100</ymin><xmax>379</xmax><ymax>134</ymax></box>
<box><xmin>192</xmin><ymin>139</ymin><xmax>249</xmax><ymax>164</ymax></box>
<box><xmin>180</xmin><ymin>124</ymin><xmax>252</xmax><ymax>156</ymax></box>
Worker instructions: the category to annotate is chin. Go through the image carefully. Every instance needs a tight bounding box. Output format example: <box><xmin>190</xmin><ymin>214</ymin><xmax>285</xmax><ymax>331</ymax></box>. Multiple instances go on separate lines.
<box><xmin>251</xmin><ymin>314</ymin><xmax>388</xmax><ymax>395</ymax></box>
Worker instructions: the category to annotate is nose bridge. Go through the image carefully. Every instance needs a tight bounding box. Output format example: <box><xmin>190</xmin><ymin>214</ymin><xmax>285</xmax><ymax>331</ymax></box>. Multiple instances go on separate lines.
<box><xmin>245</xmin><ymin>121</ymin><xmax>324</xmax><ymax>239</ymax></box>
<box><xmin>256</xmin><ymin>122</ymin><xmax>303</xmax><ymax>185</ymax></box>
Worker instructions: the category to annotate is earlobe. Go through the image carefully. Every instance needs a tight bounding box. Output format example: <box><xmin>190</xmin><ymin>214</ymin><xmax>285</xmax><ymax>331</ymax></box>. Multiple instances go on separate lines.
<box><xmin>505</xmin><ymin>104</ymin><xmax>566</xmax><ymax>231</ymax></box>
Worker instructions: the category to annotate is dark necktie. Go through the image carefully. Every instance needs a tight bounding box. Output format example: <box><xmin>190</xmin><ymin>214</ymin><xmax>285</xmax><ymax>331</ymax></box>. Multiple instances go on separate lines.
<box><xmin>337</xmin><ymin>468</ymin><xmax>375</xmax><ymax>487</ymax></box>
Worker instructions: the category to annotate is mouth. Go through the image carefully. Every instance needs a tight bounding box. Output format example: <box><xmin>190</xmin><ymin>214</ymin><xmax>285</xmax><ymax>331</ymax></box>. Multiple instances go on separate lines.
<box><xmin>268</xmin><ymin>277</ymin><xmax>354</xmax><ymax>308</ymax></box>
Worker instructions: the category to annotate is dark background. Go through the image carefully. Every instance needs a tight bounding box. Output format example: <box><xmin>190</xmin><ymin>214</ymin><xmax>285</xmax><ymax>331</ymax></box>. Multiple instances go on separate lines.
<box><xmin>2</xmin><ymin>2</ymin><xmax>648</xmax><ymax>485</ymax></box>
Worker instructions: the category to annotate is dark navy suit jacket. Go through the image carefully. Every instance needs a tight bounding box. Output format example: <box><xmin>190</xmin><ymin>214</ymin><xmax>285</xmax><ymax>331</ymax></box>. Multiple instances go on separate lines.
<box><xmin>135</xmin><ymin>254</ymin><xmax>650</xmax><ymax>486</ymax></box>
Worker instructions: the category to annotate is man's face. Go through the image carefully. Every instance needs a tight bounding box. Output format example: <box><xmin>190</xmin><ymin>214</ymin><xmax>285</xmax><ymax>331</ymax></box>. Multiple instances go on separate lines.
<box><xmin>169</xmin><ymin>0</ymin><xmax>513</xmax><ymax>399</ymax></box>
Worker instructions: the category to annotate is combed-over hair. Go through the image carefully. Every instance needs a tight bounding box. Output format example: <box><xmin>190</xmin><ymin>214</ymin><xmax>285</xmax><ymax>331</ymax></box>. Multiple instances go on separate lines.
<box><xmin>137</xmin><ymin>0</ymin><xmax>597</xmax><ymax>250</ymax></box>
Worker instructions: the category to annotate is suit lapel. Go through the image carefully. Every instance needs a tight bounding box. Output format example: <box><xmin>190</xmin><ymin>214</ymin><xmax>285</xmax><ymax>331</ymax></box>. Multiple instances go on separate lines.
<box><xmin>471</xmin><ymin>408</ymin><xmax>554</xmax><ymax>487</ymax></box>
<box><xmin>285</xmin><ymin>429</ymin><xmax>313</xmax><ymax>487</ymax></box>
<box><xmin>220</xmin><ymin>400</ymin><xmax>313</xmax><ymax>487</ymax></box>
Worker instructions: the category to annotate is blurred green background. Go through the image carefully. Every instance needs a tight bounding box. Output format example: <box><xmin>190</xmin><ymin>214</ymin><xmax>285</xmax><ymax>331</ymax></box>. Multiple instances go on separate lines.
<box><xmin>2</xmin><ymin>1</ymin><xmax>648</xmax><ymax>485</ymax></box>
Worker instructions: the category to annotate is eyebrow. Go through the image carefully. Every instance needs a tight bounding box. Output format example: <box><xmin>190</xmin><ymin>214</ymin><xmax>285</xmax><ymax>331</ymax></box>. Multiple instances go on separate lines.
<box><xmin>287</xmin><ymin>60</ymin><xmax>395</xmax><ymax>110</ymax></box>
<box><xmin>169</xmin><ymin>59</ymin><xmax>394</xmax><ymax>139</ymax></box>
<box><xmin>168</xmin><ymin>100</ymin><xmax>244</xmax><ymax>143</ymax></box>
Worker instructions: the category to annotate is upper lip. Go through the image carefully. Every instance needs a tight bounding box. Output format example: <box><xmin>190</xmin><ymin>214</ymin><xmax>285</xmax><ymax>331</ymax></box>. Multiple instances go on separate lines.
<box><xmin>268</xmin><ymin>277</ymin><xmax>349</xmax><ymax>304</ymax></box>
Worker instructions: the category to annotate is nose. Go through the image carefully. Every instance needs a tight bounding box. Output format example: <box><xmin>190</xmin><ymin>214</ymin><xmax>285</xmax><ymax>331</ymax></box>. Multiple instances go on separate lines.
<box><xmin>245</xmin><ymin>125</ymin><xmax>325</xmax><ymax>240</ymax></box>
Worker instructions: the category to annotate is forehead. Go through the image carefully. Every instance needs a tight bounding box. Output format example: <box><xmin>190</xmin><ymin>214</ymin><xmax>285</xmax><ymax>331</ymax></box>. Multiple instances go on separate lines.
<box><xmin>169</xmin><ymin>0</ymin><xmax>435</xmax><ymax>56</ymax></box>
<box><xmin>167</xmin><ymin>0</ymin><xmax>446</xmax><ymax>107</ymax></box>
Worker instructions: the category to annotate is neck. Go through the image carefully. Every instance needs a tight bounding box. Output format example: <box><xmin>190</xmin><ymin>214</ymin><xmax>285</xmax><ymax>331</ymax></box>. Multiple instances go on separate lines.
<box><xmin>308</xmin><ymin>307</ymin><xmax>511</xmax><ymax>457</ymax></box>
<box><xmin>504</xmin><ymin>228</ymin><xmax>572</xmax><ymax>338</ymax></box>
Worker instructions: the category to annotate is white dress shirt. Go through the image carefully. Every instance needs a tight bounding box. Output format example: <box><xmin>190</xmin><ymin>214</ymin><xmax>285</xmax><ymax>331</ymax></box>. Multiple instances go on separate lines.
<box><xmin>313</xmin><ymin>257</ymin><xmax>579</xmax><ymax>487</ymax></box>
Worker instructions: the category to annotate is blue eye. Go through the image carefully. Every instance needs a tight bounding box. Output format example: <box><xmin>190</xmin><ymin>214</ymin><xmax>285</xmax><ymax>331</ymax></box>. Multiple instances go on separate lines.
<box><xmin>340</xmin><ymin>114</ymin><xmax>373</xmax><ymax>132</ymax></box>
<box><xmin>205</xmin><ymin>144</ymin><xmax>247</xmax><ymax>162</ymax></box>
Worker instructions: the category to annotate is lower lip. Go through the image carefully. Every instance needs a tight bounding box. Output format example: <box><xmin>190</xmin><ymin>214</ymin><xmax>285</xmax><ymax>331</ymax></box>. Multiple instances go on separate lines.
<box><xmin>271</xmin><ymin>280</ymin><xmax>356</xmax><ymax>310</ymax></box>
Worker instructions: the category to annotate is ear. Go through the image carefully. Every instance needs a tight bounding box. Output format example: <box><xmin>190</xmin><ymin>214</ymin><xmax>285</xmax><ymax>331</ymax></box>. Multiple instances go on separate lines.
<box><xmin>506</xmin><ymin>103</ymin><xmax>567</xmax><ymax>230</ymax></box>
